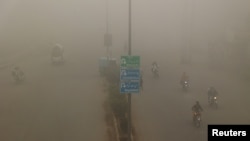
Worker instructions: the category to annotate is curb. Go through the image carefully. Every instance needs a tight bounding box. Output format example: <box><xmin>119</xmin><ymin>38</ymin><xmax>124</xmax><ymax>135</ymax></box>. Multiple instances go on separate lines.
<box><xmin>113</xmin><ymin>113</ymin><xmax>120</xmax><ymax>141</ymax></box>
<box><xmin>112</xmin><ymin>113</ymin><xmax>134</xmax><ymax>141</ymax></box>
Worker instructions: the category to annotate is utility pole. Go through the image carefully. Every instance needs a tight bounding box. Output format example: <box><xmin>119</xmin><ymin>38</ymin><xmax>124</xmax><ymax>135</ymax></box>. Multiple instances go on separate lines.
<box><xmin>106</xmin><ymin>0</ymin><xmax>109</xmax><ymax>34</ymax></box>
<box><xmin>127</xmin><ymin>0</ymin><xmax>132</xmax><ymax>141</ymax></box>
<box><xmin>105</xmin><ymin>0</ymin><xmax>112</xmax><ymax>59</ymax></box>
<box><xmin>106</xmin><ymin>0</ymin><xmax>109</xmax><ymax>59</ymax></box>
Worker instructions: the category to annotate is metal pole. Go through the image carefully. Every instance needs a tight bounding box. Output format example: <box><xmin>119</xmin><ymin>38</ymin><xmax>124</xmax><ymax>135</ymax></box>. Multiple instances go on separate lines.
<box><xmin>128</xmin><ymin>0</ymin><xmax>132</xmax><ymax>141</ymax></box>
<box><xmin>106</xmin><ymin>0</ymin><xmax>109</xmax><ymax>33</ymax></box>
<box><xmin>106</xmin><ymin>0</ymin><xmax>110</xmax><ymax>59</ymax></box>
<box><xmin>128</xmin><ymin>0</ymin><xmax>131</xmax><ymax>55</ymax></box>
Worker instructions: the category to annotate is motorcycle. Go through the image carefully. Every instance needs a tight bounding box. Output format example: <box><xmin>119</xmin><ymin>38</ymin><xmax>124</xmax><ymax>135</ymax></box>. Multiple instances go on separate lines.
<box><xmin>51</xmin><ymin>56</ymin><xmax>64</xmax><ymax>64</ymax></box>
<box><xmin>152</xmin><ymin>67</ymin><xmax>159</xmax><ymax>78</ymax></box>
<box><xmin>208</xmin><ymin>96</ymin><xmax>218</xmax><ymax>109</ymax></box>
<box><xmin>12</xmin><ymin>69</ymin><xmax>25</xmax><ymax>83</ymax></box>
<box><xmin>193</xmin><ymin>112</ymin><xmax>201</xmax><ymax>127</ymax></box>
<box><xmin>51</xmin><ymin>44</ymin><xmax>64</xmax><ymax>65</ymax></box>
<box><xmin>182</xmin><ymin>80</ymin><xmax>189</xmax><ymax>92</ymax></box>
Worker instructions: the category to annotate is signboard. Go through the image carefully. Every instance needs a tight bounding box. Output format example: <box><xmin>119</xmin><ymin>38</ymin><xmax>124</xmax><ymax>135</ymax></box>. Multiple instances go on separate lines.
<box><xmin>120</xmin><ymin>55</ymin><xmax>140</xmax><ymax>94</ymax></box>
<box><xmin>120</xmin><ymin>56</ymin><xmax>140</xmax><ymax>68</ymax></box>
<box><xmin>120</xmin><ymin>80</ymin><xmax>140</xmax><ymax>93</ymax></box>
<box><xmin>120</xmin><ymin>69</ymin><xmax>140</xmax><ymax>80</ymax></box>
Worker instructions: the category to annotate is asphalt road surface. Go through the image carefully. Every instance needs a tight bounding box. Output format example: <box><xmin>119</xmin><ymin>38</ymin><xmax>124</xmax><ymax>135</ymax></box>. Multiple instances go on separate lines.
<box><xmin>0</xmin><ymin>47</ymin><xmax>107</xmax><ymax>141</ymax></box>
<box><xmin>132</xmin><ymin>49</ymin><xmax>250</xmax><ymax>141</ymax></box>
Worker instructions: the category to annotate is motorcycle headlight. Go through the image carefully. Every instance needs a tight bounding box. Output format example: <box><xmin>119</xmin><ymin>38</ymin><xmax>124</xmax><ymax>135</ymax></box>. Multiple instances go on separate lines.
<box><xmin>214</xmin><ymin>97</ymin><xmax>217</xmax><ymax>100</ymax></box>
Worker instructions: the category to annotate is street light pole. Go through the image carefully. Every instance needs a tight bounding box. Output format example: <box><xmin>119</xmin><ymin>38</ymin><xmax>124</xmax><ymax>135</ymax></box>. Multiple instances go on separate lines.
<box><xmin>106</xmin><ymin>0</ymin><xmax>109</xmax><ymax>34</ymax></box>
<box><xmin>104</xmin><ymin>0</ymin><xmax>114</xmax><ymax>60</ymax></box>
<box><xmin>128</xmin><ymin>0</ymin><xmax>132</xmax><ymax>141</ymax></box>
<box><xmin>106</xmin><ymin>0</ymin><xmax>109</xmax><ymax>59</ymax></box>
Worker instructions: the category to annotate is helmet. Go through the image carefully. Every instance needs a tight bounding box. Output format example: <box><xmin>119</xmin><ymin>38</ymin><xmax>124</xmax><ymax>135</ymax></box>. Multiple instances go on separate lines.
<box><xmin>196</xmin><ymin>101</ymin><xmax>199</xmax><ymax>105</ymax></box>
<box><xmin>14</xmin><ymin>66</ymin><xmax>19</xmax><ymax>70</ymax></box>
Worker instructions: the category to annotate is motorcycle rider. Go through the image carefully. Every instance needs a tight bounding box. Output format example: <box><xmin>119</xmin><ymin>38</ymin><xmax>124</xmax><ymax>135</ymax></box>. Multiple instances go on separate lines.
<box><xmin>180</xmin><ymin>72</ymin><xmax>189</xmax><ymax>87</ymax></box>
<box><xmin>51</xmin><ymin>43</ymin><xmax>64</xmax><ymax>62</ymax></box>
<box><xmin>192</xmin><ymin>101</ymin><xmax>203</xmax><ymax>121</ymax></box>
<box><xmin>11</xmin><ymin>66</ymin><xmax>24</xmax><ymax>81</ymax></box>
<box><xmin>151</xmin><ymin>61</ymin><xmax>159</xmax><ymax>73</ymax></box>
<box><xmin>207</xmin><ymin>86</ymin><xmax>218</xmax><ymax>103</ymax></box>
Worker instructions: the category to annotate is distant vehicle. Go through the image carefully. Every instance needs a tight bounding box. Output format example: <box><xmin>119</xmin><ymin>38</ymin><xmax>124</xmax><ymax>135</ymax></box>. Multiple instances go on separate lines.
<box><xmin>152</xmin><ymin>67</ymin><xmax>159</xmax><ymax>78</ymax></box>
<box><xmin>11</xmin><ymin>66</ymin><xmax>25</xmax><ymax>83</ymax></box>
<box><xmin>208</xmin><ymin>96</ymin><xmax>218</xmax><ymax>109</ymax></box>
<box><xmin>180</xmin><ymin>72</ymin><xmax>189</xmax><ymax>92</ymax></box>
<box><xmin>182</xmin><ymin>80</ymin><xmax>189</xmax><ymax>92</ymax></box>
<box><xmin>192</xmin><ymin>101</ymin><xmax>203</xmax><ymax>128</ymax></box>
<box><xmin>193</xmin><ymin>111</ymin><xmax>201</xmax><ymax>128</ymax></box>
<box><xmin>151</xmin><ymin>63</ymin><xmax>159</xmax><ymax>78</ymax></box>
<box><xmin>207</xmin><ymin>87</ymin><xmax>218</xmax><ymax>109</ymax></box>
<box><xmin>51</xmin><ymin>44</ymin><xmax>64</xmax><ymax>64</ymax></box>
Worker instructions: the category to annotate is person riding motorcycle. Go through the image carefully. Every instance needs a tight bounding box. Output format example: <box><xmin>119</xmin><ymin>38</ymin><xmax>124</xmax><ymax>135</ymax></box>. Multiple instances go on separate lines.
<box><xmin>207</xmin><ymin>86</ymin><xmax>218</xmax><ymax>103</ymax></box>
<box><xmin>51</xmin><ymin>43</ymin><xmax>64</xmax><ymax>62</ymax></box>
<box><xmin>11</xmin><ymin>66</ymin><xmax>24</xmax><ymax>81</ymax></box>
<box><xmin>192</xmin><ymin>101</ymin><xmax>203</xmax><ymax>121</ymax></box>
<box><xmin>151</xmin><ymin>61</ymin><xmax>159</xmax><ymax>73</ymax></box>
<box><xmin>180</xmin><ymin>72</ymin><xmax>189</xmax><ymax>86</ymax></box>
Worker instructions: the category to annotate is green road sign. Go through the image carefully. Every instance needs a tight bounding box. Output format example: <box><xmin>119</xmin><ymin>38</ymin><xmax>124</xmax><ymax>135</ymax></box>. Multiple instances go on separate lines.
<box><xmin>120</xmin><ymin>56</ymin><xmax>140</xmax><ymax>68</ymax></box>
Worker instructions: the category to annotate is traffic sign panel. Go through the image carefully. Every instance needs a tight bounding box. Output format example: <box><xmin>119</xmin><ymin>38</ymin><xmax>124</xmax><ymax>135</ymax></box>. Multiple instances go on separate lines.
<box><xmin>120</xmin><ymin>80</ymin><xmax>140</xmax><ymax>93</ymax></box>
<box><xmin>120</xmin><ymin>69</ymin><xmax>140</xmax><ymax>80</ymax></box>
<box><xmin>120</xmin><ymin>56</ymin><xmax>140</xmax><ymax>68</ymax></box>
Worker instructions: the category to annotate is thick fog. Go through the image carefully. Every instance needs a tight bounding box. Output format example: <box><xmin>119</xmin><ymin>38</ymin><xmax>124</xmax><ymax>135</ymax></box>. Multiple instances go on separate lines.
<box><xmin>1</xmin><ymin>0</ymin><xmax>249</xmax><ymax>60</ymax></box>
<box><xmin>0</xmin><ymin>0</ymin><xmax>250</xmax><ymax>141</ymax></box>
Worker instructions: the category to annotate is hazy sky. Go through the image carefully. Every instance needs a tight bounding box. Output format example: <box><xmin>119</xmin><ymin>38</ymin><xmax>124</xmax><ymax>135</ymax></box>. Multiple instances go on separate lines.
<box><xmin>0</xmin><ymin>0</ymin><xmax>249</xmax><ymax>55</ymax></box>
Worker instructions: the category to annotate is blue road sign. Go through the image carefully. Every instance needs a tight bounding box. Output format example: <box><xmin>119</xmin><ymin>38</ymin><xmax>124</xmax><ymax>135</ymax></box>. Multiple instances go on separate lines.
<box><xmin>120</xmin><ymin>81</ymin><xmax>140</xmax><ymax>93</ymax></box>
<box><xmin>120</xmin><ymin>69</ymin><xmax>140</xmax><ymax>80</ymax></box>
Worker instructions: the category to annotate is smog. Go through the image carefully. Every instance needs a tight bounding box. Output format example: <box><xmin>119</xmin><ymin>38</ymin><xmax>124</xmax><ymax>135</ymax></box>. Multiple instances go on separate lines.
<box><xmin>0</xmin><ymin>0</ymin><xmax>249</xmax><ymax>141</ymax></box>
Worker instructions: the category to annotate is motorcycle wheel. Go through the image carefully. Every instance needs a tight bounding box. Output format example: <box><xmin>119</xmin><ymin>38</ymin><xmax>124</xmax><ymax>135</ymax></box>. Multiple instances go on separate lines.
<box><xmin>196</xmin><ymin>121</ymin><xmax>200</xmax><ymax>127</ymax></box>
<box><xmin>214</xmin><ymin>102</ymin><xmax>218</xmax><ymax>109</ymax></box>
<box><xmin>195</xmin><ymin>118</ymin><xmax>201</xmax><ymax>127</ymax></box>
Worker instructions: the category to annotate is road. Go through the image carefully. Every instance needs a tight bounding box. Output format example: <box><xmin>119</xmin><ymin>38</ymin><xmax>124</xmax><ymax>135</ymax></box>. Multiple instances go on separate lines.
<box><xmin>0</xmin><ymin>46</ymin><xmax>107</xmax><ymax>141</ymax></box>
<box><xmin>132</xmin><ymin>48</ymin><xmax>250</xmax><ymax>141</ymax></box>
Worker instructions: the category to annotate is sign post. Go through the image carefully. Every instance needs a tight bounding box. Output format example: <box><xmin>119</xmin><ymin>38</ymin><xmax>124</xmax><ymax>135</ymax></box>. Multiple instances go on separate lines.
<box><xmin>127</xmin><ymin>1</ymin><xmax>132</xmax><ymax>141</ymax></box>
<box><xmin>120</xmin><ymin>56</ymin><xmax>140</xmax><ymax>94</ymax></box>
<box><xmin>120</xmin><ymin>55</ymin><xmax>140</xmax><ymax>141</ymax></box>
